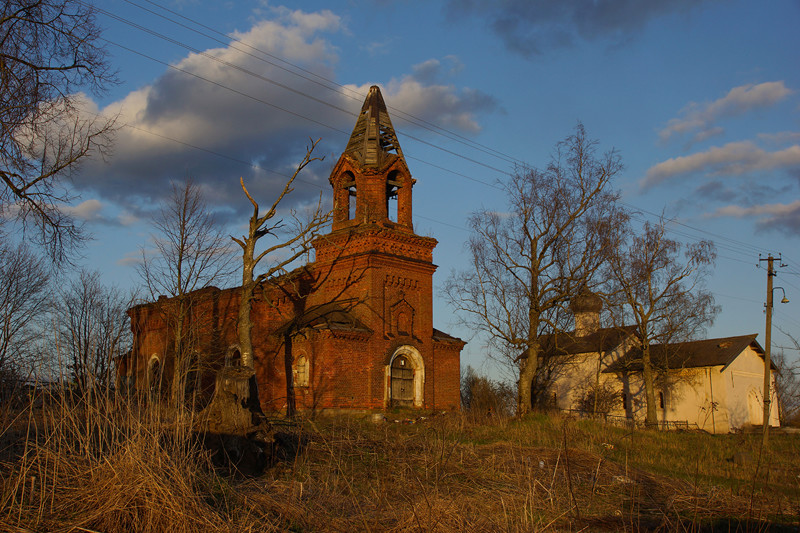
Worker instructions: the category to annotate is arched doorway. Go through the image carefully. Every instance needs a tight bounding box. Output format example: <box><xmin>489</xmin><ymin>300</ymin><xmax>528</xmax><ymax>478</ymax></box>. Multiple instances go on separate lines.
<box><xmin>391</xmin><ymin>355</ymin><xmax>414</xmax><ymax>406</ymax></box>
<box><xmin>387</xmin><ymin>345</ymin><xmax>424</xmax><ymax>408</ymax></box>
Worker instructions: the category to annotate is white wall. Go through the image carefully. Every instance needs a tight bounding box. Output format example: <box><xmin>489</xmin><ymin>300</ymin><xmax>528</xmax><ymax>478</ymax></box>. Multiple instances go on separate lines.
<box><xmin>549</xmin><ymin>342</ymin><xmax>780</xmax><ymax>434</ymax></box>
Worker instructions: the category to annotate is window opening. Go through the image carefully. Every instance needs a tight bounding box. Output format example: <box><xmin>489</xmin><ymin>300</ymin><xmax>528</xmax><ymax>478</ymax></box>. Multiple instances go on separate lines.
<box><xmin>348</xmin><ymin>185</ymin><xmax>356</xmax><ymax>220</ymax></box>
<box><xmin>386</xmin><ymin>171</ymin><xmax>400</xmax><ymax>222</ymax></box>
<box><xmin>226</xmin><ymin>348</ymin><xmax>241</xmax><ymax>367</ymax></box>
<box><xmin>293</xmin><ymin>355</ymin><xmax>309</xmax><ymax>387</ymax></box>
<box><xmin>341</xmin><ymin>171</ymin><xmax>356</xmax><ymax>221</ymax></box>
<box><xmin>148</xmin><ymin>356</ymin><xmax>162</xmax><ymax>398</ymax></box>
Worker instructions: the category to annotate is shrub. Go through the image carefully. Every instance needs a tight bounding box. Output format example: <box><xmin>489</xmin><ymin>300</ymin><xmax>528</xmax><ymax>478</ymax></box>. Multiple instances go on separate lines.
<box><xmin>574</xmin><ymin>381</ymin><xmax>619</xmax><ymax>415</ymax></box>
<box><xmin>461</xmin><ymin>366</ymin><xmax>515</xmax><ymax>417</ymax></box>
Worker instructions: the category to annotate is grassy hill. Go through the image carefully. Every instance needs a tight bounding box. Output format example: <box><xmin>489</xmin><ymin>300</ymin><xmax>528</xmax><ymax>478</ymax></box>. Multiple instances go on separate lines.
<box><xmin>2</xmin><ymin>399</ymin><xmax>798</xmax><ymax>532</ymax></box>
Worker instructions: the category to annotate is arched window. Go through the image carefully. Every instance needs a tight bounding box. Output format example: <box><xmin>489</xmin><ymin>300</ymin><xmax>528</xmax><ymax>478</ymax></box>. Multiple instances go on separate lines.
<box><xmin>343</xmin><ymin>171</ymin><xmax>356</xmax><ymax>220</ymax></box>
<box><xmin>397</xmin><ymin>311</ymin><xmax>411</xmax><ymax>336</ymax></box>
<box><xmin>386</xmin><ymin>170</ymin><xmax>400</xmax><ymax>222</ymax></box>
<box><xmin>226</xmin><ymin>346</ymin><xmax>242</xmax><ymax>367</ymax></box>
<box><xmin>293</xmin><ymin>354</ymin><xmax>309</xmax><ymax>387</ymax></box>
<box><xmin>147</xmin><ymin>355</ymin><xmax>162</xmax><ymax>398</ymax></box>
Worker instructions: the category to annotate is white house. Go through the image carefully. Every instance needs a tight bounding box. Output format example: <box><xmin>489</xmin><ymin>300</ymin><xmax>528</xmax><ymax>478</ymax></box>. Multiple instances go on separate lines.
<box><xmin>546</xmin><ymin>292</ymin><xmax>779</xmax><ymax>433</ymax></box>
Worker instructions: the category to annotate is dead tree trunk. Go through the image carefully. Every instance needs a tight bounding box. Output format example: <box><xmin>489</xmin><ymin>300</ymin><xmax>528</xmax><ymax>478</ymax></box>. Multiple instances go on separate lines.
<box><xmin>230</xmin><ymin>139</ymin><xmax>330</xmax><ymax>416</ymax></box>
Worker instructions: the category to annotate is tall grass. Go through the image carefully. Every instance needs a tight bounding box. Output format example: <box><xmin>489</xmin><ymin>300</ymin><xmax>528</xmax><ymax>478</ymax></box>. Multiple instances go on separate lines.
<box><xmin>2</xmin><ymin>389</ymin><xmax>799</xmax><ymax>532</ymax></box>
<box><xmin>0</xmin><ymin>386</ymin><xmax>259</xmax><ymax>532</ymax></box>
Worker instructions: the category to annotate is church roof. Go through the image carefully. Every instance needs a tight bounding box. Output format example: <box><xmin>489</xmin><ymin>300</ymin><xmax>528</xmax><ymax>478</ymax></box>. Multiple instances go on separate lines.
<box><xmin>432</xmin><ymin>328</ymin><xmax>465</xmax><ymax>344</ymax></box>
<box><xmin>274</xmin><ymin>302</ymin><xmax>372</xmax><ymax>336</ymax></box>
<box><xmin>343</xmin><ymin>85</ymin><xmax>404</xmax><ymax>167</ymax></box>
<box><xmin>603</xmin><ymin>333</ymin><xmax>771</xmax><ymax>373</ymax></box>
<box><xmin>538</xmin><ymin>325</ymin><xmax>638</xmax><ymax>357</ymax></box>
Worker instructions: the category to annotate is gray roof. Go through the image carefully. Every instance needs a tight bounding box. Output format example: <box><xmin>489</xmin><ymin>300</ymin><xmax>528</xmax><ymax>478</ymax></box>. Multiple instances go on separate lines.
<box><xmin>537</xmin><ymin>326</ymin><xmax>638</xmax><ymax>357</ymax></box>
<box><xmin>432</xmin><ymin>328</ymin><xmax>465</xmax><ymax>344</ymax></box>
<box><xmin>603</xmin><ymin>334</ymin><xmax>771</xmax><ymax>373</ymax></box>
<box><xmin>343</xmin><ymin>85</ymin><xmax>403</xmax><ymax>168</ymax></box>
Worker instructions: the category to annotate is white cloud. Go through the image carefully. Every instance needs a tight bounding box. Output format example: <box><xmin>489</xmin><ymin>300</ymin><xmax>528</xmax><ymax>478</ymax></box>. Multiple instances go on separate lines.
<box><xmin>710</xmin><ymin>200</ymin><xmax>800</xmax><ymax>219</ymax></box>
<box><xmin>381</xmin><ymin>78</ymin><xmax>496</xmax><ymax>134</ymax></box>
<box><xmin>411</xmin><ymin>56</ymin><xmax>465</xmax><ymax>84</ymax></box>
<box><xmin>116</xmin><ymin>250</ymin><xmax>143</xmax><ymax>267</ymax></box>
<box><xmin>118</xmin><ymin>211</ymin><xmax>139</xmax><ymax>226</ymax></box>
<box><xmin>758</xmin><ymin>131</ymin><xmax>800</xmax><ymax>145</ymax></box>
<box><xmin>76</xmin><ymin>8</ymin><xmax>496</xmax><ymax>218</ymax></box>
<box><xmin>641</xmin><ymin>141</ymin><xmax>800</xmax><ymax>190</ymax></box>
<box><xmin>707</xmin><ymin>200</ymin><xmax>800</xmax><ymax>234</ymax></box>
<box><xmin>62</xmin><ymin>199</ymin><xmax>104</xmax><ymax>221</ymax></box>
<box><xmin>658</xmin><ymin>81</ymin><xmax>793</xmax><ymax>144</ymax></box>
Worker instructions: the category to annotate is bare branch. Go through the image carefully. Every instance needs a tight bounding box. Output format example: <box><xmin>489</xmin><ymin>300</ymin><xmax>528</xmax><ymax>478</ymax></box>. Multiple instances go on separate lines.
<box><xmin>1</xmin><ymin>0</ymin><xmax>118</xmax><ymax>262</ymax></box>
<box><xmin>444</xmin><ymin>124</ymin><xmax>626</xmax><ymax>415</ymax></box>
<box><xmin>137</xmin><ymin>178</ymin><xmax>236</xmax><ymax>407</ymax></box>
<box><xmin>606</xmin><ymin>215</ymin><xmax>719</xmax><ymax>425</ymax></box>
<box><xmin>235</xmin><ymin>141</ymin><xmax>331</xmax><ymax>371</ymax></box>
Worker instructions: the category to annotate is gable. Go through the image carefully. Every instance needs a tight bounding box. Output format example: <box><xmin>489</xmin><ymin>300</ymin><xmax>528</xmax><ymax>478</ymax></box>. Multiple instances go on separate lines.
<box><xmin>724</xmin><ymin>342</ymin><xmax>773</xmax><ymax>374</ymax></box>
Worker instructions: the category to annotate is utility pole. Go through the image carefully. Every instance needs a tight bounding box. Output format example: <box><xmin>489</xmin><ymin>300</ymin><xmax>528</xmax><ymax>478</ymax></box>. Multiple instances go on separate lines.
<box><xmin>759</xmin><ymin>253</ymin><xmax>784</xmax><ymax>448</ymax></box>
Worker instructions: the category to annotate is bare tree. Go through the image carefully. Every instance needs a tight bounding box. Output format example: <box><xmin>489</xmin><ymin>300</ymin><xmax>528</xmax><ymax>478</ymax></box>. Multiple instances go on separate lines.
<box><xmin>444</xmin><ymin>124</ymin><xmax>626</xmax><ymax>416</ymax></box>
<box><xmin>0</xmin><ymin>0</ymin><xmax>116</xmax><ymax>262</ymax></box>
<box><xmin>54</xmin><ymin>270</ymin><xmax>130</xmax><ymax>395</ymax></box>
<box><xmin>232</xmin><ymin>139</ymin><xmax>330</xmax><ymax>404</ymax></box>
<box><xmin>137</xmin><ymin>179</ymin><xmax>235</xmax><ymax>407</ymax></box>
<box><xmin>774</xmin><ymin>328</ymin><xmax>800</xmax><ymax>426</ymax></box>
<box><xmin>0</xmin><ymin>242</ymin><xmax>51</xmax><ymax>380</ymax></box>
<box><xmin>607</xmin><ymin>218</ymin><xmax>718</xmax><ymax>426</ymax></box>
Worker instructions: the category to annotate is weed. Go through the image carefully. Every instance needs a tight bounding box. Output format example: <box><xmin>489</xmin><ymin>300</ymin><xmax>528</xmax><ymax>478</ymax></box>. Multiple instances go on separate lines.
<box><xmin>2</xmin><ymin>393</ymin><xmax>799</xmax><ymax>531</ymax></box>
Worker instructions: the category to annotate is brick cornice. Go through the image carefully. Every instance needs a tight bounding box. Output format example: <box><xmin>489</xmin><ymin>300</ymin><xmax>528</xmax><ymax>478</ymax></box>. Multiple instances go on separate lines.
<box><xmin>313</xmin><ymin>225</ymin><xmax>437</xmax><ymax>264</ymax></box>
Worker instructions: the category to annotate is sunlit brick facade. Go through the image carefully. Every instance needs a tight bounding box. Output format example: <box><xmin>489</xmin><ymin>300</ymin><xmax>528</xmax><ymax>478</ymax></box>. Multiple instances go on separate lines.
<box><xmin>125</xmin><ymin>86</ymin><xmax>464</xmax><ymax>412</ymax></box>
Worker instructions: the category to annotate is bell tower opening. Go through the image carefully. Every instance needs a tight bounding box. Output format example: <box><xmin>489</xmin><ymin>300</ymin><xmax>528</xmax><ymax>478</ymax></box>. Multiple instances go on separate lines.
<box><xmin>387</xmin><ymin>170</ymin><xmax>400</xmax><ymax>222</ymax></box>
<box><xmin>328</xmin><ymin>86</ymin><xmax>414</xmax><ymax>232</ymax></box>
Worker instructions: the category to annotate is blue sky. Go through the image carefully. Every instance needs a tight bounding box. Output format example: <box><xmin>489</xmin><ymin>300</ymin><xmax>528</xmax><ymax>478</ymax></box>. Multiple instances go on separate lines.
<box><xmin>64</xmin><ymin>0</ymin><xmax>799</xmax><ymax>375</ymax></box>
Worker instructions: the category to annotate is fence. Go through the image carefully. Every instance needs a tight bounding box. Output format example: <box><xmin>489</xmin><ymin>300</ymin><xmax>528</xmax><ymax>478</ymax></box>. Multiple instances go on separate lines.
<box><xmin>560</xmin><ymin>408</ymin><xmax>701</xmax><ymax>431</ymax></box>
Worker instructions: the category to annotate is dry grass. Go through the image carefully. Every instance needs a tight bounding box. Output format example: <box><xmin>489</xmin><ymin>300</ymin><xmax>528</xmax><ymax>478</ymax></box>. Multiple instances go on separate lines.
<box><xmin>2</xmin><ymin>395</ymin><xmax>799</xmax><ymax>532</ymax></box>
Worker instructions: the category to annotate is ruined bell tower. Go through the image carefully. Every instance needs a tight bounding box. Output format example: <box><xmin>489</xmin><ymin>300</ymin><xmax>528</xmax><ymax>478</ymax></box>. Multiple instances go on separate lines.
<box><xmin>308</xmin><ymin>85</ymin><xmax>462</xmax><ymax>410</ymax></box>
<box><xmin>329</xmin><ymin>85</ymin><xmax>414</xmax><ymax>232</ymax></box>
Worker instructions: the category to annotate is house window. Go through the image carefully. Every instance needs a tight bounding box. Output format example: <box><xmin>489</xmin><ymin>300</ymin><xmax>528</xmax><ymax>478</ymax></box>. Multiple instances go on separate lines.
<box><xmin>621</xmin><ymin>392</ymin><xmax>628</xmax><ymax>410</ymax></box>
<box><xmin>293</xmin><ymin>355</ymin><xmax>309</xmax><ymax>387</ymax></box>
<box><xmin>659</xmin><ymin>391</ymin><xmax>665</xmax><ymax>409</ymax></box>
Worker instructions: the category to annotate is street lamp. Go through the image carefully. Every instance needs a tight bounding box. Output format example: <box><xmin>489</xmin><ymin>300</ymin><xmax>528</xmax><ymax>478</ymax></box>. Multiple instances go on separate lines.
<box><xmin>775</xmin><ymin>286</ymin><xmax>790</xmax><ymax>304</ymax></box>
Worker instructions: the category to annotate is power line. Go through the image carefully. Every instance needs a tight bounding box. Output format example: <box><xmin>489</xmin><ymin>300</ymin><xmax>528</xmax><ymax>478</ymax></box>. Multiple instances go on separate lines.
<box><xmin>91</xmin><ymin>2</ymin><xmax>787</xmax><ymax>266</ymax></box>
<box><xmin>712</xmin><ymin>292</ymin><xmax>762</xmax><ymax>305</ymax></box>
<box><xmin>102</xmin><ymin>38</ymin><xmax>352</xmax><ymax>136</ymax></box>
<box><xmin>100</xmin><ymin>0</ymin><xmax>524</xmax><ymax>168</ymax></box>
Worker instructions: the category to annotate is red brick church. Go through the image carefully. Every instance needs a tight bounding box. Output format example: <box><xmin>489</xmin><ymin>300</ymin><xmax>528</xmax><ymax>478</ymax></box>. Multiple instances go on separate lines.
<box><xmin>125</xmin><ymin>86</ymin><xmax>464</xmax><ymax>412</ymax></box>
